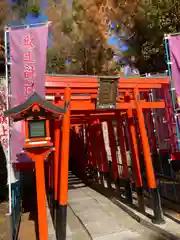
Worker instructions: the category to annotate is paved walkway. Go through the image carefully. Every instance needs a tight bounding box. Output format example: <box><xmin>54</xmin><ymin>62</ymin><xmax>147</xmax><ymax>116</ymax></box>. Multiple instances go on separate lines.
<box><xmin>47</xmin><ymin>199</ymin><xmax>56</xmax><ymax>240</ymax></box>
<box><xmin>18</xmin><ymin>172</ymin><xmax>172</xmax><ymax>240</ymax></box>
<box><xmin>67</xmin><ymin>173</ymin><xmax>167</xmax><ymax>240</ymax></box>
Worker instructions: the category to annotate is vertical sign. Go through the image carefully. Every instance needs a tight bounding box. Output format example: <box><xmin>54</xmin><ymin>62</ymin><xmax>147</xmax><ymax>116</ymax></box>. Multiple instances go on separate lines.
<box><xmin>23</xmin><ymin>35</ymin><xmax>36</xmax><ymax>99</ymax></box>
<box><xmin>0</xmin><ymin>86</ymin><xmax>8</xmax><ymax>151</ymax></box>
<box><xmin>9</xmin><ymin>25</ymin><xmax>48</xmax><ymax>106</ymax></box>
<box><xmin>8</xmin><ymin>25</ymin><xmax>48</xmax><ymax>163</ymax></box>
<box><xmin>168</xmin><ymin>36</ymin><xmax>180</xmax><ymax>107</ymax></box>
<box><xmin>0</xmin><ymin>82</ymin><xmax>17</xmax><ymax>186</ymax></box>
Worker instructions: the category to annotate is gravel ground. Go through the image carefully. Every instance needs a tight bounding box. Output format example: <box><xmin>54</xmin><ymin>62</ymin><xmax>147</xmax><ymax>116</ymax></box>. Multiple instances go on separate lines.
<box><xmin>0</xmin><ymin>201</ymin><xmax>9</xmax><ymax>240</ymax></box>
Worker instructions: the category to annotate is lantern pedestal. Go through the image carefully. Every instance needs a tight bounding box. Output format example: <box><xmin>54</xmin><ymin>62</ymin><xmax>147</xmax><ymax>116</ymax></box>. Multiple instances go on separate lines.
<box><xmin>24</xmin><ymin>148</ymin><xmax>53</xmax><ymax>240</ymax></box>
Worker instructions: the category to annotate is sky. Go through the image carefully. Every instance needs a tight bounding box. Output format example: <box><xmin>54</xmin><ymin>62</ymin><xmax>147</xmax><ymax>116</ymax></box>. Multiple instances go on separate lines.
<box><xmin>108</xmin><ymin>35</ymin><xmax>129</xmax><ymax>52</ymax></box>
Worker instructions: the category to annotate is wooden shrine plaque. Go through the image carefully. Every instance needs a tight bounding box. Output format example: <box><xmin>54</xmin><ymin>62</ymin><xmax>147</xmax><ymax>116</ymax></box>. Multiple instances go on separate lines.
<box><xmin>96</xmin><ymin>78</ymin><xmax>118</xmax><ymax>109</ymax></box>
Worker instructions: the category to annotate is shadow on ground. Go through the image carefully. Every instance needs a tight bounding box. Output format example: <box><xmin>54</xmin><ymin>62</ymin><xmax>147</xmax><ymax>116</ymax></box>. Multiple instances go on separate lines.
<box><xmin>21</xmin><ymin>171</ymin><xmax>39</xmax><ymax>239</ymax></box>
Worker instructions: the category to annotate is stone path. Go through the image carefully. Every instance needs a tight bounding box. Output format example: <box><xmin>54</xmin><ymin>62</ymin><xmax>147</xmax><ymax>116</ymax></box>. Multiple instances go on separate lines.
<box><xmin>47</xmin><ymin>200</ymin><xmax>56</xmax><ymax>240</ymax></box>
<box><xmin>67</xmin><ymin>206</ymin><xmax>90</xmax><ymax>240</ymax></box>
<box><xmin>67</xmin><ymin>173</ymin><xmax>167</xmax><ymax>240</ymax></box>
<box><xmin>17</xmin><ymin>171</ymin><xmax>177</xmax><ymax>240</ymax></box>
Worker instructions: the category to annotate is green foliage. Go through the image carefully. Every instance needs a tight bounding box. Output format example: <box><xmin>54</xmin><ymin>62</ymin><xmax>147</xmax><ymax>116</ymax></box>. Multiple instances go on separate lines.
<box><xmin>28</xmin><ymin>4</ymin><xmax>41</xmax><ymax>17</ymax></box>
<box><xmin>61</xmin><ymin>18</ymin><xmax>73</xmax><ymax>34</ymax></box>
<box><xmin>46</xmin><ymin>0</ymin><xmax>120</xmax><ymax>75</ymax></box>
<box><xmin>117</xmin><ymin>0</ymin><xmax>180</xmax><ymax>73</ymax></box>
<box><xmin>47</xmin><ymin>49</ymin><xmax>66</xmax><ymax>74</ymax></box>
<box><xmin>0</xmin><ymin>0</ymin><xmax>12</xmax><ymax>27</ymax></box>
<box><xmin>10</xmin><ymin>0</ymin><xmax>29</xmax><ymax>19</ymax></box>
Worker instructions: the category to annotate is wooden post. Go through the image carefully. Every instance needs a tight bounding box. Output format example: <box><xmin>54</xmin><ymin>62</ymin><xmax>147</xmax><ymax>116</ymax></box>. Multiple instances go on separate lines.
<box><xmin>96</xmin><ymin>123</ymin><xmax>111</xmax><ymax>188</ymax></box>
<box><xmin>85</xmin><ymin>126</ymin><xmax>93</xmax><ymax>167</ymax></box>
<box><xmin>57</xmin><ymin>87</ymin><xmax>71</xmax><ymax>240</ymax></box>
<box><xmin>54</xmin><ymin>119</ymin><xmax>61</xmax><ymax>226</ymax></box>
<box><xmin>48</xmin><ymin>153</ymin><xmax>54</xmax><ymax>217</ymax></box>
<box><xmin>88</xmin><ymin>127</ymin><xmax>98</xmax><ymax>169</ymax></box>
<box><xmin>72</xmin><ymin>126</ymin><xmax>83</xmax><ymax>178</ymax></box>
<box><xmin>107</xmin><ymin>121</ymin><xmax>119</xmax><ymax>187</ymax></box>
<box><xmin>35</xmin><ymin>156</ymin><xmax>48</xmax><ymax>240</ymax></box>
<box><xmin>73</xmin><ymin>126</ymin><xmax>83</xmax><ymax>178</ymax></box>
<box><xmin>79</xmin><ymin>126</ymin><xmax>86</xmax><ymax>179</ymax></box>
<box><xmin>91</xmin><ymin>125</ymin><xmax>104</xmax><ymax>184</ymax></box>
<box><xmin>24</xmin><ymin>149</ymin><xmax>52</xmax><ymax>240</ymax></box>
<box><xmin>47</xmin><ymin>156</ymin><xmax>51</xmax><ymax>201</ymax></box>
<box><xmin>88</xmin><ymin>126</ymin><xmax>97</xmax><ymax>181</ymax></box>
<box><xmin>127</xmin><ymin>109</ymin><xmax>145</xmax><ymax>212</ymax></box>
<box><xmin>116</xmin><ymin>113</ymin><xmax>133</xmax><ymax>204</ymax></box>
<box><xmin>49</xmin><ymin>120</ymin><xmax>55</xmax><ymax>215</ymax></box>
<box><xmin>143</xmin><ymin>92</ymin><xmax>157</xmax><ymax>154</ymax></box>
<box><xmin>86</xmin><ymin>126</ymin><xmax>98</xmax><ymax>181</ymax></box>
<box><xmin>54</xmin><ymin>120</ymin><xmax>61</xmax><ymax>201</ymax></box>
<box><xmin>133</xmin><ymin>87</ymin><xmax>164</xmax><ymax>224</ymax></box>
<box><xmin>94</xmin><ymin>126</ymin><xmax>103</xmax><ymax>171</ymax></box>
<box><xmin>96</xmin><ymin>124</ymin><xmax>109</xmax><ymax>173</ymax></box>
<box><xmin>70</xmin><ymin>127</ymin><xmax>75</xmax><ymax>173</ymax></box>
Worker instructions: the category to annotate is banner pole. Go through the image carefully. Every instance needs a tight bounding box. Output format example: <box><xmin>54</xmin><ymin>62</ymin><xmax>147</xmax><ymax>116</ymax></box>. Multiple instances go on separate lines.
<box><xmin>4</xmin><ymin>27</ymin><xmax>12</xmax><ymax>215</ymax></box>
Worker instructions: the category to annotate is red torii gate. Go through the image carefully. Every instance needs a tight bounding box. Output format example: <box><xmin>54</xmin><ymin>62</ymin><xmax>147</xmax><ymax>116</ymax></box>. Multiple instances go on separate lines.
<box><xmin>44</xmin><ymin>75</ymin><xmax>174</xmax><ymax>239</ymax></box>
<box><xmin>13</xmin><ymin>75</ymin><xmax>175</xmax><ymax>240</ymax></box>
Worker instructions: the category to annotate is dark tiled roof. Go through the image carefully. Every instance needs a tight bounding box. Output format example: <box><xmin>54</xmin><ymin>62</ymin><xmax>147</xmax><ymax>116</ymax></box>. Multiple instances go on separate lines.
<box><xmin>4</xmin><ymin>92</ymin><xmax>66</xmax><ymax>118</ymax></box>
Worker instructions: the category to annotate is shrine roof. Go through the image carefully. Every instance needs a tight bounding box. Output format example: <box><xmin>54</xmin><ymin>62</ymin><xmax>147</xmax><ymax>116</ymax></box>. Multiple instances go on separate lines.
<box><xmin>4</xmin><ymin>92</ymin><xmax>67</xmax><ymax>119</ymax></box>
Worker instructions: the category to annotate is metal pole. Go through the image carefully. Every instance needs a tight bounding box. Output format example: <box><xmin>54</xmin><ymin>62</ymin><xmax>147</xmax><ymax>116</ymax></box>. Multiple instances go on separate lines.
<box><xmin>4</xmin><ymin>28</ymin><xmax>12</xmax><ymax>215</ymax></box>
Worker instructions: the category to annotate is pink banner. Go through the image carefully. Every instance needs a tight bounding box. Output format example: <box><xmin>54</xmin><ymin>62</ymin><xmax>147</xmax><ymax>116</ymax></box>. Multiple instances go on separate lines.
<box><xmin>168</xmin><ymin>36</ymin><xmax>180</xmax><ymax>107</ymax></box>
<box><xmin>0</xmin><ymin>86</ymin><xmax>8</xmax><ymax>151</ymax></box>
<box><xmin>9</xmin><ymin>25</ymin><xmax>48</xmax><ymax>163</ymax></box>
<box><xmin>9</xmin><ymin>25</ymin><xmax>48</xmax><ymax>105</ymax></box>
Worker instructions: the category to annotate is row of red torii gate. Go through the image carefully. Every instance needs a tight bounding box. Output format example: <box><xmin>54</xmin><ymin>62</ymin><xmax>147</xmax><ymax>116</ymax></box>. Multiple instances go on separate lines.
<box><xmin>4</xmin><ymin>74</ymin><xmax>180</xmax><ymax>240</ymax></box>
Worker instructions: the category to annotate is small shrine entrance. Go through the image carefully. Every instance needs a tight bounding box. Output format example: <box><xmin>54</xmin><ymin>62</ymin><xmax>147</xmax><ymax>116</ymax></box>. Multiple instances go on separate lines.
<box><xmin>45</xmin><ymin>75</ymin><xmax>175</xmax><ymax>239</ymax></box>
<box><xmin>7</xmin><ymin>74</ymin><xmax>179</xmax><ymax>240</ymax></box>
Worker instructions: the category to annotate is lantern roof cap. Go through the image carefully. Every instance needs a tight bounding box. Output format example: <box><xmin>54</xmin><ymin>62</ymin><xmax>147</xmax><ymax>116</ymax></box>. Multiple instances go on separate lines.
<box><xmin>4</xmin><ymin>92</ymin><xmax>67</xmax><ymax>120</ymax></box>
